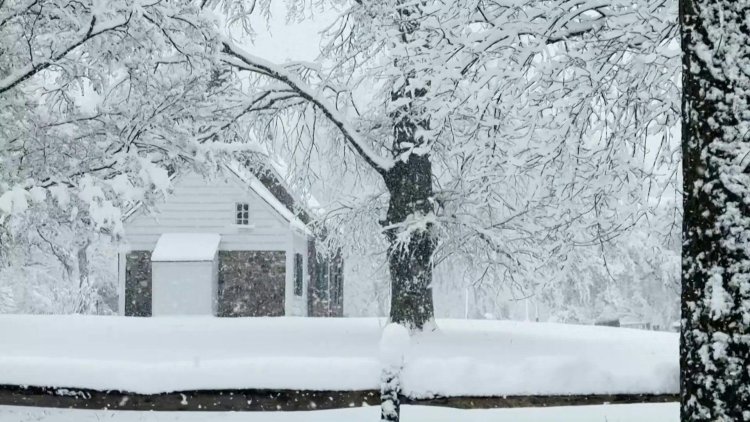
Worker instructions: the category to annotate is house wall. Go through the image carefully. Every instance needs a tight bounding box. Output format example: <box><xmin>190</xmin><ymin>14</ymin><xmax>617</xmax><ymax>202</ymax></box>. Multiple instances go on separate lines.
<box><xmin>119</xmin><ymin>170</ymin><xmax>310</xmax><ymax>317</ymax></box>
<box><xmin>123</xmin><ymin>172</ymin><xmax>291</xmax><ymax>251</ymax></box>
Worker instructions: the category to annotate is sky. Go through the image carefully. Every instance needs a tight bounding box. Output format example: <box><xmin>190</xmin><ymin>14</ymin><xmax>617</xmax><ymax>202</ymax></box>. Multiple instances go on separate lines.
<box><xmin>237</xmin><ymin>2</ymin><xmax>334</xmax><ymax>63</ymax></box>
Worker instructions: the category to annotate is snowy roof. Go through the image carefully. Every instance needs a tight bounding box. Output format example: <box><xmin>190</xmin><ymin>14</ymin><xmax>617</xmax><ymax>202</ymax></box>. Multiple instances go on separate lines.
<box><xmin>123</xmin><ymin>160</ymin><xmax>313</xmax><ymax>237</ymax></box>
<box><xmin>266</xmin><ymin>156</ymin><xmax>323</xmax><ymax>214</ymax></box>
<box><xmin>151</xmin><ymin>233</ymin><xmax>220</xmax><ymax>262</ymax></box>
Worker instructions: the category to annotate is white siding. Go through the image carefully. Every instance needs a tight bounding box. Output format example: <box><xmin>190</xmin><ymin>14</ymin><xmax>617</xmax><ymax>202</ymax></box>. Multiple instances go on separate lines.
<box><xmin>123</xmin><ymin>172</ymin><xmax>292</xmax><ymax>251</ymax></box>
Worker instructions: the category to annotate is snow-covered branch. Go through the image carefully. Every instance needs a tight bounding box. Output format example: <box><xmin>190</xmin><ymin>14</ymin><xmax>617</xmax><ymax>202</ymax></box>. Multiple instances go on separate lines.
<box><xmin>220</xmin><ymin>38</ymin><xmax>394</xmax><ymax>175</ymax></box>
<box><xmin>0</xmin><ymin>14</ymin><xmax>131</xmax><ymax>95</ymax></box>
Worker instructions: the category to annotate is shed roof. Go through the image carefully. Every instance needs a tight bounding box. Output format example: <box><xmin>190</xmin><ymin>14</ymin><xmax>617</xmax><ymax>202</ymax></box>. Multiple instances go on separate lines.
<box><xmin>151</xmin><ymin>233</ymin><xmax>221</xmax><ymax>262</ymax></box>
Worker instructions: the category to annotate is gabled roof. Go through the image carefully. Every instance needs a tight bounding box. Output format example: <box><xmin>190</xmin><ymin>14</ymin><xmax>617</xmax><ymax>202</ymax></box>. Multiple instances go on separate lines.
<box><xmin>122</xmin><ymin>160</ymin><xmax>313</xmax><ymax>236</ymax></box>
<box><xmin>222</xmin><ymin>162</ymin><xmax>311</xmax><ymax>235</ymax></box>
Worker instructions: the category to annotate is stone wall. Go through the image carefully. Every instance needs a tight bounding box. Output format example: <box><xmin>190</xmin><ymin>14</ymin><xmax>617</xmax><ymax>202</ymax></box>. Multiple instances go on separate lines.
<box><xmin>124</xmin><ymin>249</ymin><xmax>301</xmax><ymax>317</ymax></box>
<box><xmin>217</xmin><ymin>251</ymin><xmax>286</xmax><ymax>317</ymax></box>
<box><xmin>124</xmin><ymin>251</ymin><xmax>152</xmax><ymax>317</ymax></box>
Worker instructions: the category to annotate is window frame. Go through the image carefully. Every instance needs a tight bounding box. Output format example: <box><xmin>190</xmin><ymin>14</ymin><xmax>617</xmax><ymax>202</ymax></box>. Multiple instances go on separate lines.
<box><xmin>235</xmin><ymin>202</ymin><xmax>250</xmax><ymax>225</ymax></box>
<box><xmin>294</xmin><ymin>253</ymin><xmax>303</xmax><ymax>296</ymax></box>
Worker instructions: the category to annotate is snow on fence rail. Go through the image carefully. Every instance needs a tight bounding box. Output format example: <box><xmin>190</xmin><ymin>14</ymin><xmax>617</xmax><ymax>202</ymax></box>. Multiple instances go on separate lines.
<box><xmin>0</xmin><ymin>315</ymin><xmax>678</xmax><ymax>410</ymax></box>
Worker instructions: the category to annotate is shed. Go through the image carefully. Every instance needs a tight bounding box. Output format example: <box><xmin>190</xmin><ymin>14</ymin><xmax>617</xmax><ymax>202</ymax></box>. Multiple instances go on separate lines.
<box><xmin>150</xmin><ymin>233</ymin><xmax>221</xmax><ymax>316</ymax></box>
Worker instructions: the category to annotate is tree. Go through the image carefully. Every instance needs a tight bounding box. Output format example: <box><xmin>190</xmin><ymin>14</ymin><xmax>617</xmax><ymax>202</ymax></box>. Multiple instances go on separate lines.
<box><xmin>220</xmin><ymin>0</ymin><xmax>679</xmax><ymax>330</ymax></box>
<box><xmin>0</xmin><ymin>0</ymin><xmax>241</xmax><ymax>237</ymax></box>
<box><xmin>680</xmin><ymin>0</ymin><xmax>750</xmax><ymax>420</ymax></box>
<box><xmin>0</xmin><ymin>0</ymin><xmax>284</xmax><ymax>295</ymax></box>
<box><xmin>2</xmin><ymin>3</ymin><xmax>685</xmax><ymax>418</ymax></box>
<box><xmin>2</xmin><ymin>0</ymin><xmax>680</xmax><ymax>332</ymax></box>
<box><xmin>543</xmin><ymin>218</ymin><xmax>680</xmax><ymax>327</ymax></box>
<box><xmin>0</xmin><ymin>203</ymin><xmax>118</xmax><ymax>314</ymax></box>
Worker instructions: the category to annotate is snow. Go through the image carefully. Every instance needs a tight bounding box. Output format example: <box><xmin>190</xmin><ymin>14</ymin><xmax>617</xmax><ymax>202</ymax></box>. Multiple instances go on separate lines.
<box><xmin>709</xmin><ymin>272</ymin><xmax>730</xmax><ymax>319</ymax></box>
<box><xmin>0</xmin><ymin>187</ymin><xmax>29</xmax><ymax>215</ymax></box>
<box><xmin>0</xmin><ymin>403</ymin><xmax>679</xmax><ymax>422</ymax></box>
<box><xmin>150</xmin><ymin>233</ymin><xmax>220</xmax><ymax>262</ymax></box>
<box><xmin>379</xmin><ymin>323</ymin><xmax>410</xmax><ymax>367</ymax></box>
<box><xmin>0</xmin><ymin>316</ymin><xmax>678</xmax><ymax>397</ymax></box>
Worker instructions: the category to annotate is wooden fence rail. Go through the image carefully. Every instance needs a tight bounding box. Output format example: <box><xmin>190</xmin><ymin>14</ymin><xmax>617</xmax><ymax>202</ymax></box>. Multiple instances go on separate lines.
<box><xmin>0</xmin><ymin>385</ymin><xmax>677</xmax><ymax>411</ymax></box>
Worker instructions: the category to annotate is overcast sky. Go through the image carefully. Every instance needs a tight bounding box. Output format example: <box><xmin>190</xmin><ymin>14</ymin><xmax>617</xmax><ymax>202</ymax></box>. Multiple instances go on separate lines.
<box><xmin>241</xmin><ymin>2</ymin><xmax>334</xmax><ymax>63</ymax></box>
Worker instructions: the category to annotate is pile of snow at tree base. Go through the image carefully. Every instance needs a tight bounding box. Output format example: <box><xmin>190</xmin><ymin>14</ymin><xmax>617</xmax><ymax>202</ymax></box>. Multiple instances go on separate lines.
<box><xmin>0</xmin><ymin>403</ymin><xmax>679</xmax><ymax>422</ymax></box>
<box><xmin>0</xmin><ymin>315</ymin><xmax>678</xmax><ymax>397</ymax></box>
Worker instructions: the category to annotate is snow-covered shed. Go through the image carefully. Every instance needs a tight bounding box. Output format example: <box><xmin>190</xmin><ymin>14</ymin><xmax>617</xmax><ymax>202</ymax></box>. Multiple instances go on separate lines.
<box><xmin>118</xmin><ymin>162</ymin><xmax>343</xmax><ymax>318</ymax></box>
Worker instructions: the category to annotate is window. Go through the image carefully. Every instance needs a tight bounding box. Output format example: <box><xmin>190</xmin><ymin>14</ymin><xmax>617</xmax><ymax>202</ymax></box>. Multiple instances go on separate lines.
<box><xmin>235</xmin><ymin>203</ymin><xmax>249</xmax><ymax>225</ymax></box>
<box><xmin>294</xmin><ymin>253</ymin><xmax>303</xmax><ymax>296</ymax></box>
<box><xmin>331</xmin><ymin>272</ymin><xmax>342</xmax><ymax>315</ymax></box>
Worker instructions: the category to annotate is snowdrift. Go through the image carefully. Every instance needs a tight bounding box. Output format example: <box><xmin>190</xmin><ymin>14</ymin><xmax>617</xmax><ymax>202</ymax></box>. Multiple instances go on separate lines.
<box><xmin>0</xmin><ymin>315</ymin><xmax>678</xmax><ymax>397</ymax></box>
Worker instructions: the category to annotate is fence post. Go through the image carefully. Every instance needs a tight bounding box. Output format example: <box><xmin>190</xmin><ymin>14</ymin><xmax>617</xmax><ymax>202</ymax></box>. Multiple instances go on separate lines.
<box><xmin>379</xmin><ymin>323</ymin><xmax>409</xmax><ymax>422</ymax></box>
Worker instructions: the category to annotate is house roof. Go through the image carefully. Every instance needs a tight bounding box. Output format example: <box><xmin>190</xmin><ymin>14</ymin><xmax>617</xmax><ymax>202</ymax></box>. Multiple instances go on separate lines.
<box><xmin>222</xmin><ymin>162</ymin><xmax>311</xmax><ymax>235</ymax></box>
<box><xmin>122</xmin><ymin>160</ymin><xmax>313</xmax><ymax>236</ymax></box>
<box><xmin>151</xmin><ymin>233</ymin><xmax>221</xmax><ymax>262</ymax></box>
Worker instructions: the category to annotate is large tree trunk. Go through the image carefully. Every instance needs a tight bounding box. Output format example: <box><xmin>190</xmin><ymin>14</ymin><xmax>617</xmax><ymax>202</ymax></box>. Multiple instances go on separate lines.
<box><xmin>379</xmin><ymin>1</ymin><xmax>436</xmax><ymax>332</ymax></box>
<box><xmin>377</xmin><ymin>5</ymin><xmax>436</xmax><ymax>420</ymax></box>
<box><xmin>680</xmin><ymin>1</ymin><xmax>750</xmax><ymax>420</ymax></box>
<box><xmin>382</xmin><ymin>156</ymin><xmax>435</xmax><ymax>331</ymax></box>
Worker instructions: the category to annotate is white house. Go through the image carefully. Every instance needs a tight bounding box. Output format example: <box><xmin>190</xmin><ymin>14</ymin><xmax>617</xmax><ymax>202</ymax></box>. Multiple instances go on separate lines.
<box><xmin>117</xmin><ymin>162</ymin><xmax>343</xmax><ymax>317</ymax></box>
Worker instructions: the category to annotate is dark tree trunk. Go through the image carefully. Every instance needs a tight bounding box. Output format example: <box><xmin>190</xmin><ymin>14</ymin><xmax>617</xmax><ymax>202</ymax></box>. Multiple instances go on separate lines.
<box><xmin>378</xmin><ymin>1</ymin><xmax>436</xmax><ymax>332</ymax></box>
<box><xmin>377</xmin><ymin>6</ymin><xmax>436</xmax><ymax>420</ymax></box>
<box><xmin>680</xmin><ymin>1</ymin><xmax>750</xmax><ymax>420</ymax></box>
<box><xmin>382</xmin><ymin>157</ymin><xmax>435</xmax><ymax>331</ymax></box>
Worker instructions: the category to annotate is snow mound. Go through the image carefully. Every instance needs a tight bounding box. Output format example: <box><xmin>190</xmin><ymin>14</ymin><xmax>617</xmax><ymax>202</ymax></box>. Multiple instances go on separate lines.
<box><xmin>0</xmin><ymin>316</ymin><xmax>678</xmax><ymax>396</ymax></box>
<box><xmin>380</xmin><ymin>323</ymin><xmax>410</xmax><ymax>367</ymax></box>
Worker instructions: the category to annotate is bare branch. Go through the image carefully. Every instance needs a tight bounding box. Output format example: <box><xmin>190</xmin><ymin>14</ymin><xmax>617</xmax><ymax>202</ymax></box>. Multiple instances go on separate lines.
<box><xmin>0</xmin><ymin>12</ymin><xmax>132</xmax><ymax>95</ymax></box>
<box><xmin>220</xmin><ymin>38</ymin><xmax>394</xmax><ymax>175</ymax></box>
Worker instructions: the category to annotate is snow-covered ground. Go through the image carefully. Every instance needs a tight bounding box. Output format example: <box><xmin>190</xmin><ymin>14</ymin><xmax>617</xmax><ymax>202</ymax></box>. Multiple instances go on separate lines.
<box><xmin>0</xmin><ymin>403</ymin><xmax>679</xmax><ymax>422</ymax></box>
<box><xmin>0</xmin><ymin>315</ymin><xmax>677</xmax><ymax>397</ymax></box>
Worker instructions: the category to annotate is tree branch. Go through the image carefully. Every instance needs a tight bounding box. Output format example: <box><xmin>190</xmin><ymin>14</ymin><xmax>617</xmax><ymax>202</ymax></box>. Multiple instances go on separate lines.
<box><xmin>220</xmin><ymin>38</ymin><xmax>393</xmax><ymax>175</ymax></box>
<box><xmin>0</xmin><ymin>12</ymin><xmax>132</xmax><ymax>95</ymax></box>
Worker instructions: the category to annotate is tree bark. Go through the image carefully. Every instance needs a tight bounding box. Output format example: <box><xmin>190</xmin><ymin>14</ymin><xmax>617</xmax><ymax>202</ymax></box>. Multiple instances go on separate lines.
<box><xmin>680</xmin><ymin>1</ymin><xmax>750</xmax><ymax>420</ymax></box>
<box><xmin>382</xmin><ymin>157</ymin><xmax>435</xmax><ymax>331</ymax></box>
<box><xmin>378</xmin><ymin>1</ymin><xmax>436</xmax><ymax>332</ymax></box>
